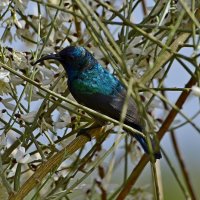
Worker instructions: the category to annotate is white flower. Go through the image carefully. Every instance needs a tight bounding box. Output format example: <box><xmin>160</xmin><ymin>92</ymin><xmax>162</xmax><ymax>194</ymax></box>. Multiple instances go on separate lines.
<box><xmin>49</xmin><ymin>29</ymin><xmax>55</xmax><ymax>43</ymax></box>
<box><xmin>128</xmin><ymin>47</ymin><xmax>147</xmax><ymax>56</ymax></box>
<box><xmin>10</xmin><ymin>74</ymin><xmax>23</xmax><ymax>85</ymax></box>
<box><xmin>154</xmin><ymin>68</ymin><xmax>165</xmax><ymax>79</ymax></box>
<box><xmin>36</xmin><ymin>66</ymin><xmax>54</xmax><ymax>85</ymax></box>
<box><xmin>15</xmin><ymin>28</ymin><xmax>33</xmax><ymax>44</ymax></box>
<box><xmin>12</xmin><ymin>146</ymin><xmax>32</xmax><ymax>164</ymax></box>
<box><xmin>54</xmin><ymin>110</ymin><xmax>70</xmax><ymax>129</ymax></box>
<box><xmin>37</xmin><ymin>66</ymin><xmax>54</xmax><ymax>77</ymax></box>
<box><xmin>113</xmin><ymin>125</ymin><xmax>123</xmax><ymax>133</ymax></box>
<box><xmin>0</xmin><ymin>109</ymin><xmax>5</xmax><ymax>118</ymax></box>
<box><xmin>1</xmin><ymin>98</ymin><xmax>15</xmax><ymax>111</ymax></box>
<box><xmin>191</xmin><ymin>86</ymin><xmax>200</xmax><ymax>97</ymax></box>
<box><xmin>7</xmin><ymin>164</ymin><xmax>18</xmax><ymax>178</ymax></box>
<box><xmin>40</xmin><ymin>118</ymin><xmax>53</xmax><ymax>132</ymax></box>
<box><xmin>90</xmin><ymin>46</ymin><xmax>104</xmax><ymax>60</ymax></box>
<box><xmin>25</xmin><ymin>86</ymin><xmax>43</xmax><ymax>101</ymax></box>
<box><xmin>0</xmin><ymin>130</ymin><xmax>20</xmax><ymax>154</ymax></box>
<box><xmin>21</xmin><ymin>111</ymin><xmax>37</xmax><ymax>123</ymax></box>
<box><xmin>0</xmin><ymin>70</ymin><xmax>10</xmax><ymax>82</ymax></box>
<box><xmin>14</xmin><ymin>0</ymin><xmax>28</xmax><ymax>12</ymax></box>
<box><xmin>40</xmin><ymin>46</ymin><xmax>55</xmax><ymax>55</ymax></box>
<box><xmin>13</xmin><ymin>52</ymin><xmax>29</xmax><ymax>69</ymax></box>
<box><xmin>54</xmin><ymin>78</ymin><xmax>68</xmax><ymax>94</ymax></box>
<box><xmin>0</xmin><ymin>133</ymin><xmax>7</xmax><ymax>147</ymax></box>
<box><xmin>13</xmin><ymin>12</ymin><xmax>23</xmax><ymax>29</ymax></box>
<box><xmin>0</xmin><ymin>1</ymin><xmax>9</xmax><ymax>11</ymax></box>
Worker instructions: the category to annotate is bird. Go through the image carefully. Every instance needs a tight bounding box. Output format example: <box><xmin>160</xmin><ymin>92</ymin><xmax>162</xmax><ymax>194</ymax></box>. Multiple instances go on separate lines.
<box><xmin>34</xmin><ymin>46</ymin><xmax>161</xmax><ymax>159</ymax></box>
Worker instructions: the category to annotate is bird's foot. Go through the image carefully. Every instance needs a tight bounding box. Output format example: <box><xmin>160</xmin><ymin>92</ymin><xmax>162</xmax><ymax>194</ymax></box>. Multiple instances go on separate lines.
<box><xmin>76</xmin><ymin>128</ymin><xmax>92</xmax><ymax>141</ymax></box>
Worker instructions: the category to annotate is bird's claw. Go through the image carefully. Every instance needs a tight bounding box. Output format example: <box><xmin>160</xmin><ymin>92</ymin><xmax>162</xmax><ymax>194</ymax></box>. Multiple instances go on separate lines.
<box><xmin>76</xmin><ymin>129</ymin><xmax>92</xmax><ymax>141</ymax></box>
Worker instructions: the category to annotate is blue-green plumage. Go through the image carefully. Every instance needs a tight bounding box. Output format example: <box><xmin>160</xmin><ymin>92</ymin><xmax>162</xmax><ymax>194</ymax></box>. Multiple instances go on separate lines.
<box><xmin>69</xmin><ymin>63</ymin><xmax>122</xmax><ymax>95</ymax></box>
<box><xmin>34</xmin><ymin>46</ymin><xmax>161</xmax><ymax>159</ymax></box>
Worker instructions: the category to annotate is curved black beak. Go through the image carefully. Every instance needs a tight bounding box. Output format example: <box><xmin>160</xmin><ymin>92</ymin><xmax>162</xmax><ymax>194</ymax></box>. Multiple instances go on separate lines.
<box><xmin>33</xmin><ymin>53</ymin><xmax>61</xmax><ymax>65</ymax></box>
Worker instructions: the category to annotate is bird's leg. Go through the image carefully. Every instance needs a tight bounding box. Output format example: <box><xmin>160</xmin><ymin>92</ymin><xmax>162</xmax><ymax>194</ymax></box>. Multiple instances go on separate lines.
<box><xmin>76</xmin><ymin>121</ymin><xmax>106</xmax><ymax>140</ymax></box>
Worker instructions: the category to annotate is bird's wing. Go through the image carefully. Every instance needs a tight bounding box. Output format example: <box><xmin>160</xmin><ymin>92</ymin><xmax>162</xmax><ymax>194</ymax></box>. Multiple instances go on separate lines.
<box><xmin>72</xmin><ymin>87</ymin><xmax>142</xmax><ymax>131</ymax></box>
<box><xmin>73</xmin><ymin>88</ymin><xmax>162</xmax><ymax>159</ymax></box>
<box><xmin>108</xmin><ymin>88</ymin><xmax>142</xmax><ymax>129</ymax></box>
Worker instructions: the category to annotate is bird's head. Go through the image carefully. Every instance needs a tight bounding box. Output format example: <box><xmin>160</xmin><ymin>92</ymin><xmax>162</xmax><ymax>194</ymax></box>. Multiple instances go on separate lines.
<box><xmin>33</xmin><ymin>46</ymin><xmax>97</xmax><ymax>73</ymax></box>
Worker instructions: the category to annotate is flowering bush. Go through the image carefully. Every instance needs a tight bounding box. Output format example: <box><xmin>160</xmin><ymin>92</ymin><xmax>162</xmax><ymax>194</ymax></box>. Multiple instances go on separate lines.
<box><xmin>0</xmin><ymin>1</ymin><xmax>200</xmax><ymax>199</ymax></box>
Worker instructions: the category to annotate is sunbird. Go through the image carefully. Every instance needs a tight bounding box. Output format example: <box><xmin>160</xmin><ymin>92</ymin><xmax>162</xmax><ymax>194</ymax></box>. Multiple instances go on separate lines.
<box><xmin>34</xmin><ymin>46</ymin><xmax>161</xmax><ymax>159</ymax></box>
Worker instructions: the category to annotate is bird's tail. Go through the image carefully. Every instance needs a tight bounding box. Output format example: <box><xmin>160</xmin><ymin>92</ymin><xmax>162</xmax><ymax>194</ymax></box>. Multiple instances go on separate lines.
<box><xmin>134</xmin><ymin>134</ymin><xmax>162</xmax><ymax>160</ymax></box>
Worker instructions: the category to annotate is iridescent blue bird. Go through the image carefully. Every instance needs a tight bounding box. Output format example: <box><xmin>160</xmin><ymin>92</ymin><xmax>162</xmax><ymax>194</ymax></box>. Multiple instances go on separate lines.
<box><xmin>34</xmin><ymin>46</ymin><xmax>161</xmax><ymax>159</ymax></box>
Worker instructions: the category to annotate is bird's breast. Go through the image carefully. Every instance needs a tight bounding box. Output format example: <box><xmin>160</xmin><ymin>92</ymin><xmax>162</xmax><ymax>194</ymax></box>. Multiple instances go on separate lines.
<box><xmin>68</xmin><ymin>67</ymin><xmax>122</xmax><ymax>96</ymax></box>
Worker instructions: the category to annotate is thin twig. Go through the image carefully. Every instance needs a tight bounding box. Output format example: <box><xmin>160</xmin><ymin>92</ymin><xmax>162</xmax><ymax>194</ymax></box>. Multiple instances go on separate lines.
<box><xmin>171</xmin><ymin>133</ymin><xmax>197</xmax><ymax>200</ymax></box>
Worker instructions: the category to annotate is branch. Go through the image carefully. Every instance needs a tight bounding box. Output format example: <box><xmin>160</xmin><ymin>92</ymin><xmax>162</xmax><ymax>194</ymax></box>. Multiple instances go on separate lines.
<box><xmin>8</xmin><ymin>127</ymin><xmax>107</xmax><ymax>200</ymax></box>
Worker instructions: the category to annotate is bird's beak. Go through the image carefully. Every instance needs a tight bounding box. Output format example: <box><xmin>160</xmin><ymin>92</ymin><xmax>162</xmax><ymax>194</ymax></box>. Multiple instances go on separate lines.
<box><xmin>33</xmin><ymin>53</ymin><xmax>61</xmax><ymax>65</ymax></box>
